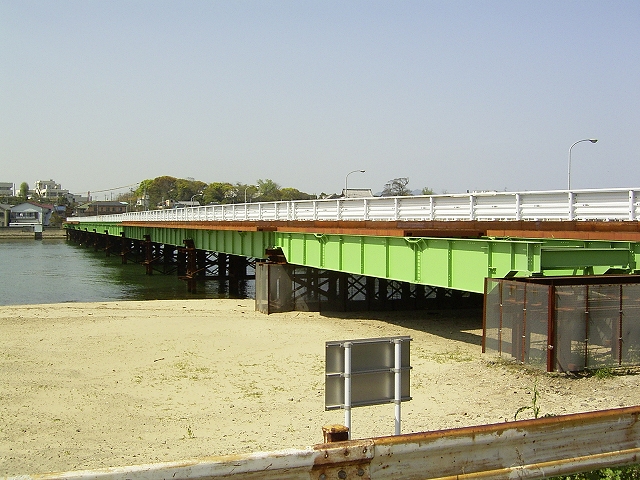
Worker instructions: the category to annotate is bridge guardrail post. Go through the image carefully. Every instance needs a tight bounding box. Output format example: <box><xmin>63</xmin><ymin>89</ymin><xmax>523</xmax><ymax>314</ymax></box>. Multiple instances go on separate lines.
<box><xmin>469</xmin><ymin>194</ymin><xmax>476</xmax><ymax>220</ymax></box>
<box><xmin>568</xmin><ymin>191</ymin><xmax>575</xmax><ymax>221</ymax></box>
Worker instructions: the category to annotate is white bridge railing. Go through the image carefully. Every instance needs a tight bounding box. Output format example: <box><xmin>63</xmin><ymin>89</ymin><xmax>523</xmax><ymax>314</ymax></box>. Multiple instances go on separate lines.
<box><xmin>68</xmin><ymin>187</ymin><xmax>640</xmax><ymax>224</ymax></box>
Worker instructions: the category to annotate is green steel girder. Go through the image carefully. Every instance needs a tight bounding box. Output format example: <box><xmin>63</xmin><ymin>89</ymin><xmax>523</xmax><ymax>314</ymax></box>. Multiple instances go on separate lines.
<box><xmin>65</xmin><ymin>223</ymin><xmax>274</xmax><ymax>259</ymax></box>
<box><xmin>540</xmin><ymin>247</ymin><xmax>633</xmax><ymax>271</ymax></box>
<box><xmin>65</xmin><ymin>223</ymin><xmax>640</xmax><ymax>294</ymax></box>
<box><xmin>274</xmin><ymin>232</ymin><xmax>639</xmax><ymax>294</ymax></box>
<box><xmin>124</xmin><ymin>225</ymin><xmax>273</xmax><ymax>259</ymax></box>
<box><xmin>69</xmin><ymin>222</ymin><xmax>124</xmax><ymax>237</ymax></box>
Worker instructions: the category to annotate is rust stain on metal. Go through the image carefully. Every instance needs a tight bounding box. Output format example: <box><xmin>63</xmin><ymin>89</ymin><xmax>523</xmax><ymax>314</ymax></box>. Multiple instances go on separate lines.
<box><xmin>311</xmin><ymin>440</ymin><xmax>374</xmax><ymax>480</ymax></box>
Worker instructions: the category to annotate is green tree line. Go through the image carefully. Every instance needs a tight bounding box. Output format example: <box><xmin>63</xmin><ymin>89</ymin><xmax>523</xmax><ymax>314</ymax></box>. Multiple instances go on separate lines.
<box><xmin>133</xmin><ymin>176</ymin><xmax>315</xmax><ymax>209</ymax></box>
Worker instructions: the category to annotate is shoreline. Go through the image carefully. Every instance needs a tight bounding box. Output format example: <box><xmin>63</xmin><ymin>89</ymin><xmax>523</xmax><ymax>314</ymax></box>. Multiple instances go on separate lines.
<box><xmin>0</xmin><ymin>227</ymin><xmax>67</xmax><ymax>239</ymax></box>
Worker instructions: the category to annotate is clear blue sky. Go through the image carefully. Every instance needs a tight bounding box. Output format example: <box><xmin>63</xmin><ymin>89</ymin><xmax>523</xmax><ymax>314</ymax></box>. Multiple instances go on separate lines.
<box><xmin>1</xmin><ymin>0</ymin><xmax>639</xmax><ymax>198</ymax></box>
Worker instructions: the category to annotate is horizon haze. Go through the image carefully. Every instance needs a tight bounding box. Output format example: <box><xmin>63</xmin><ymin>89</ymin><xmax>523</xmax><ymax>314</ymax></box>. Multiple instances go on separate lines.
<box><xmin>2</xmin><ymin>1</ymin><xmax>639</xmax><ymax>197</ymax></box>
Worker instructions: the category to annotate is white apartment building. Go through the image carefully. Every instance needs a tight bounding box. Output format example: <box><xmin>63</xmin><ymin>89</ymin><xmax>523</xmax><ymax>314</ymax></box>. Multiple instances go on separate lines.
<box><xmin>34</xmin><ymin>179</ymin><xmax>70</xmax><ymax>199</ymax></box>
<box><xmin>0</xmin><ymin>182</ymin><xmax>14</xmax><ymax>197</ymax></box>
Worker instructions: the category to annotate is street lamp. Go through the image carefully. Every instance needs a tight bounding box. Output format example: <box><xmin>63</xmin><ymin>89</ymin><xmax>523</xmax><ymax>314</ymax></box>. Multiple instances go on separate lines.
<box><xmin>190</xmin><ymin>193</ymin><xmax>202</xmax><ymax>204</ymax></box>
<box><xmin>345</xmin><ymin>169</ymin><xmax>365</xmax><ymax>198</ymax></box>
<box><xmin>568</xmin><ymin>139</ymin><xmax>597</xmax><ymax>190</ymax></box>
<box><xmin>244</xmin><ymin>185</ymin><xmax>256</xmax><ymax>203</ymax></box>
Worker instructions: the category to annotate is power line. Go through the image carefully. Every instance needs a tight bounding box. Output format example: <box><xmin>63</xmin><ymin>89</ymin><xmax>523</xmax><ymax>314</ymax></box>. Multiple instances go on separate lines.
<box><xmin>74</xmin><ymin>183</ymin><xmax>139</xmax><ymax>195</ymax></box>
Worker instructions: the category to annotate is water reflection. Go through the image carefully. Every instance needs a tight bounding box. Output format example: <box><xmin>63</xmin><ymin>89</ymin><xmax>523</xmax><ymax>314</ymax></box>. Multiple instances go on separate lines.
<box><xmin>0</xmin><ymin>239</ymin><xmax>254</xmax><ymax>306</ymax></box>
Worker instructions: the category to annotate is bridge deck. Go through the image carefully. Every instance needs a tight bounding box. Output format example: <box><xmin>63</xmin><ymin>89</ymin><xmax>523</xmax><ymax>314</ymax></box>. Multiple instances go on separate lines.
<box><xmin>65</xmin><ymin>188</ymin><xmax>640</xmax><ymax>293</ymax></box>
<box><xmin>110</xmin><ymin>219</ymin><xmax>640</xmax><ymax>241</ymax></box>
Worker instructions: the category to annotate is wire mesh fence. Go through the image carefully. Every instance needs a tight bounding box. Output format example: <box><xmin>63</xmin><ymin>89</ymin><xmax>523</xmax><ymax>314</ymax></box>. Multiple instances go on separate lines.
<box><xmin>484</xmin><ymin>277</ymin><xmax>640</xmax><ymax>372</ymax></box>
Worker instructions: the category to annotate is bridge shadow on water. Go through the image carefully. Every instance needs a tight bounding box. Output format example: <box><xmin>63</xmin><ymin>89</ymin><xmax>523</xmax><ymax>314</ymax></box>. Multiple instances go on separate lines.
<box><xmin>319</xmin><ymin>307</ymin><xmax>484</xmax><ymax>347</ymax></box>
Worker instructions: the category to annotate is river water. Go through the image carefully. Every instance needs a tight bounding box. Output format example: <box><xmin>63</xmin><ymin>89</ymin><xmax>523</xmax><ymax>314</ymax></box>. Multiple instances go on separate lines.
<box><xmin>0</xmin><ymin>238</ymin><xmax>253</xmax><ymax>306</ymax></box>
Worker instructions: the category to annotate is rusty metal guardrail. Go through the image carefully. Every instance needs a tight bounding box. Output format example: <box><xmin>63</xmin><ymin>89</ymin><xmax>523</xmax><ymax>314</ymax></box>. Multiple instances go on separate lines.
<box><xmin>12</xmin><ymin>405</ymin><xmax>640</xmax><ymax>480</ymax></box>
<box><xmin>68</xmin><ymin>187</ymin><xmax>640</xmax><ymax>224</ymax></box>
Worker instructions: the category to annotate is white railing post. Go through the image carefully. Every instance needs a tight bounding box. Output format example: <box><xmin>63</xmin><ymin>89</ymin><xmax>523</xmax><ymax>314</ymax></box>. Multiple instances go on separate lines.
<box><xmin>630</xmin><ymin>190</ymin><xmax>636</xmax><ymax>221</ymax></box>
<box><xmin>568</xmin><ymin>191</ymin><xmax>576</xmax><ymax>221</ymax></box>
<box><xmin>515</xmin><ymin>193</ymin><xmax>522</xmax><ymax>221</ymax></box>
<box><xmin>469</xmin><ymin>194</ymin><xmax>476</xmax><ymax>220</ymax></box>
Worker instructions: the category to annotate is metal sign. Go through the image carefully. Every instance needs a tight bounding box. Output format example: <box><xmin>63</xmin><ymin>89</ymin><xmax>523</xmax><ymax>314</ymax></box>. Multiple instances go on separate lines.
<box><xmin>325</xmin><ymin>336</ymin><xmax>411</xmax><ymax>438</ymax></box>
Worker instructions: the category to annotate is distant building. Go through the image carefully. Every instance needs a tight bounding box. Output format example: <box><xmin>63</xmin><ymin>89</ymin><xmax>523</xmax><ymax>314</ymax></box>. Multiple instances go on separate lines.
<box><xmin>74</xmin><ymin>201</ymin><xmax>128</xmax><ymax>217</ymax></box>
<box><xmin>9</xmin><ymin>202</ymin><xmax>53</xmax><ymax>227</ymax></box>
<box><xmin>173</xmin><ymin>200</ymin><xmax>202</xmax><ymax>208</ymax></box>
<box><xmin>68</xmin><ymin>193</ymin><xmax>89</xmax><ymax>204</ymax></box>
<box><xmin>342</xmin><ymin>188</ymin><xmax>374</xmax><ymax>199</ymax></box>
<box><xmin>0</xmin><ymin>182</ymin><xmax>14</xmax><ymax>197</ymax></box>
<box><xmin>159</xmin><ymin>199</ymin><xmax>202</xmax><ymax>209</ymax></box>
<box><xmin>34</xmin><ymin>179</ymin><xmax>70</xmax><ymax>200</ymax></box>
<box><xmin>136</xmin><ymin>195</ymin><xmax>150</xmax><ymax>210</ymax></box>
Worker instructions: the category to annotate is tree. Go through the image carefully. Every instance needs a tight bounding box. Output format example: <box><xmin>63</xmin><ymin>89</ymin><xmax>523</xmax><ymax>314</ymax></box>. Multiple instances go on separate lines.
<box><xmin>19</xmin><ymin>182</ymin><xmax>29</xmax><ymax>200</ymax></box>
<box><xmin>49</xmin><ymin>211</ymin><xmax>64</xmax><ymax>227</ymax></box>
<box><xmin>203</xmin><ymin>182</ymin><xmax>236</xmax><ymax>204</ymax></box>
<box><xmin>255</xmin><ymin>179</ymin><xmax>281</xmax><ymax>202</ymax></box>
<box><xmin>135</xmin><ymin>176</ymin><xmax>174</xmax><ymax>207</ymax></box>
<box><xmin>130</xmin><ymin>175</ymin><xmax>315</xmax><ymax>209</ymax></box>
<box><xmin>421</xmin><ymin>187</ymin><xmax>435</xmax><ymax>195</ymax></box>
<box><xmin>239</xmin><ymin>183</ymin><xmax>259</xmax><ymax>203</ymax></box>
<box><xmin>382</xmin><ymin>178</ymin><xmax>411</xmax><ymax>196</ymax></box>
<box><xmin>280</xmin><ymin>187</ymin><xmax>314</xmax><ymax>201</ymax></box>
<box><xmin>175</xmin><ymin>178</ymin><xmax>207</xmax><ymax>201</ymax></box>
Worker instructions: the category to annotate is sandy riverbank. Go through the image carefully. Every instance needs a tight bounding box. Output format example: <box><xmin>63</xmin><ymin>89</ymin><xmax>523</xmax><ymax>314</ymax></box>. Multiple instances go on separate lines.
<box><xmin>1</xmin><ymin>299</ymin><xmax>639</xmax><ymax>476</ymax></box>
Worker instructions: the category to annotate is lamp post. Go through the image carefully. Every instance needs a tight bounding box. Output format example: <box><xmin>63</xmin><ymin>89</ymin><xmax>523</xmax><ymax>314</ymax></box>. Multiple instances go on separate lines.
<box><xmin>345</xmin><ymin>169</ymin><xmax>365</xmax><ymax>198</ymax></box>
<box><xmin>244</xmin><ymin>185</ymin><xmax>255</xmax><ymax>203</ymax></box>
<box><xmin>190</xmin><ymin>193</ymin><xmax>202</xmax><ymax>205</ymax></box>
<box><xmin>568</xmin><ymin>139</ymin><xmax>597</xmax><ymax>190</ymax></box>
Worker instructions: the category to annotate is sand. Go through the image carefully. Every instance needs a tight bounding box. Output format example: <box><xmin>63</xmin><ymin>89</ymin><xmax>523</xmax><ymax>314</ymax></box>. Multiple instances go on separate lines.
<box><xmin>1</xmin><ymin>299</ymin><xmax>639</xmax><ymax>476</ymax></box>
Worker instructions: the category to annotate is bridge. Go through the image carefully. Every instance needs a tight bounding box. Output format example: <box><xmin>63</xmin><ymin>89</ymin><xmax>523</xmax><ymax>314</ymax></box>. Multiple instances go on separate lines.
<box><xmin>64</xmin><ymin>187</ymin><xmax>640</xmax><ymax>372</ymax></box>
<box><xmin>65</xmin><ymin>187</ymin><xmax>640</xmax><ymax>293</ymax></box>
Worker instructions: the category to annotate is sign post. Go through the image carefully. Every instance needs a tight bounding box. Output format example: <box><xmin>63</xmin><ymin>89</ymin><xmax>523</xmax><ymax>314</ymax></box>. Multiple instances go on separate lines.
<box><xmin>325</xmin><ymin>336</ymin><xmax>411</xmax><ymax>439</ymax></box>
<box><xmin>394</xmin><ymin>338</ymin><xmax>402</xmax><ymax>435</ymax></box>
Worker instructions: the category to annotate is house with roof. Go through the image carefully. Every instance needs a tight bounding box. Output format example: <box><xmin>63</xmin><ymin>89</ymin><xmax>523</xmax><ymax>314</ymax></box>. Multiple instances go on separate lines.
<box><xmin>9</xmin><ymin>202</ymin><xmax>53</xmax><ymax>227</ymax></box>
<box><xmin>342</xmin><ymin>188</ymin><xmax>374</xmax><ymax>199</ymax></box>
<box><xmin>73</xmin><ymin>201</ymin><xmax>128</xmax><ymax>217</ymax></box>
